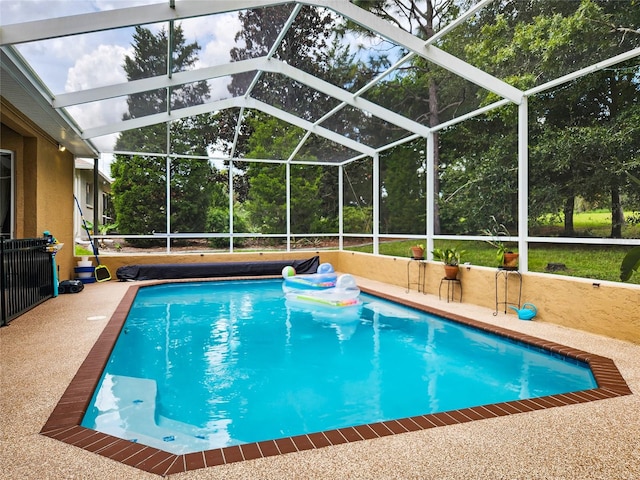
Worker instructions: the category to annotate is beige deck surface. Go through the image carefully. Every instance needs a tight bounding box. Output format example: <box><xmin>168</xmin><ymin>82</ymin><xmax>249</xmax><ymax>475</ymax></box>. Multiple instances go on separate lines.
<box><xmin>1</xmin><ymin>278</ymin><xmax>638</xmax><ymax>479</ymax></box>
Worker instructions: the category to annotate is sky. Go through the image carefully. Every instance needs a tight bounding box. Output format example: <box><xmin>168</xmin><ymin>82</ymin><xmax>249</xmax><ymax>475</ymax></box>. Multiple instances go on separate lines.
<box><xmin>1</xmin><ymin>0</ymin><xmax>406</xmax><ymax>174</ymax></box>
<box><xmin>1</xmin><ymin>0</ymin><xmax>242</xmax><ymax>162</ymax></box>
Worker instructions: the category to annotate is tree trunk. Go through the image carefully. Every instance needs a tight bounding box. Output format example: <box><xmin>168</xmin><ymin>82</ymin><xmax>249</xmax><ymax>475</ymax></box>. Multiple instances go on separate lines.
<box><xmin>611</xmin><ymin>183</ymin><xmax>624</xmax><ymax>238</ymax></box>
<box><xmin>563</xmin><ymin>196</ymin><xmax>575</xmax><ymax>235</ymax></box>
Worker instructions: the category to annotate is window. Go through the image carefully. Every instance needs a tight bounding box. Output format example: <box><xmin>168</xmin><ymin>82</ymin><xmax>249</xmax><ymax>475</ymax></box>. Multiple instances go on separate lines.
<box><xmin>102</xmin><ymin>192</ymin><xmax>112</xmax><ymax>224</ymax></box>
<box><xmin>1</xmin><ymin>150</ymin><xmax>14</xmax><ymax>239</ymax></box>
<box><xmin>85</xmin><ymin>182</ymin><xmax>94</xmax><ymax>208</ymax></box>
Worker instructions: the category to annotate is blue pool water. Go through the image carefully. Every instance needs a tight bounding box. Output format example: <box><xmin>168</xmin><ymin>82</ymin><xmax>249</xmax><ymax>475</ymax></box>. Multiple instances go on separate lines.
<box><xmin>82</xmin><ymin>280</ymin><xmax>596</xmax><ymax>454</ymax></box>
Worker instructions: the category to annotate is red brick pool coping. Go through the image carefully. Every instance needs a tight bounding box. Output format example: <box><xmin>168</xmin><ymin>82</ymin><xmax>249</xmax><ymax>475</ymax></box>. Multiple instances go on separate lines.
<box><xmin>40</xmin><ymin>279</ymin><xmax>632</xmax><ymax>476</ymax></box>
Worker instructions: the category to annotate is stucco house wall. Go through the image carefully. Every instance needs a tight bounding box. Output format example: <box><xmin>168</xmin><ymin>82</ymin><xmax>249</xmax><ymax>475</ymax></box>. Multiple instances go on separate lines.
<box><xmin>1</xmin><ymin>98</ymin><xmax>75</xmax><ymax>280</ymax></box>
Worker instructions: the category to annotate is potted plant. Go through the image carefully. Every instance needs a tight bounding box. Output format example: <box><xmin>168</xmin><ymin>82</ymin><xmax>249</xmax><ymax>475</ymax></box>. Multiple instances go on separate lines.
<box><xmin>482</xmin><ymin>216</ymin><xmax>519</xmax><ymax>268</ymax></box>
<box><xmin>410</xmin><ymin>243</ymin><xmax>425</xmax><ymax>259</ymax></box>
<box><xmin>431</xmin><ymin>247</ymin><xmax>467</xmax><ymax>279</ymax></box>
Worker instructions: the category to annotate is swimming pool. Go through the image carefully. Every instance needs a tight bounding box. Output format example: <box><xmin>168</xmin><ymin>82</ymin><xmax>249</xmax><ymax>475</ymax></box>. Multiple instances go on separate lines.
<box><xmin>81</xmin><ymin>279</ymin><xmax>596</xmax><ymax>455</ymax></box>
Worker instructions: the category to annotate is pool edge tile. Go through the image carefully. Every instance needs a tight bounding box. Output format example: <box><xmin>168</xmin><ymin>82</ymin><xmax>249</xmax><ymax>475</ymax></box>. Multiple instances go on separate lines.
<box><xmin>203</xmin><ymin>448</ymin><xmax>224</xmax><ymax>467</ymax></box>
<box><xmin>240</xmin><ymin>442</ymin><xmax>263</xmax><ymax>461</ymax></box>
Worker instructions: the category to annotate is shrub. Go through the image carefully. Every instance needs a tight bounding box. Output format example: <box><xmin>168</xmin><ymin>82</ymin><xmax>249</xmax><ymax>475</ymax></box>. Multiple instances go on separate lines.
<box><xmin>206</xmin><ymin>207</ymin><xmax>249</xmax><ymax>248</ymax></box>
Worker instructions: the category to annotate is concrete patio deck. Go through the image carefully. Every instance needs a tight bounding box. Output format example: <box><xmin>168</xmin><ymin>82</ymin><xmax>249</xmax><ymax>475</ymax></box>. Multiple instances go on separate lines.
<box><xmin>1</xmin><ymin>277</ymin><xmax>638</xmax><ymax>479</ymax></box>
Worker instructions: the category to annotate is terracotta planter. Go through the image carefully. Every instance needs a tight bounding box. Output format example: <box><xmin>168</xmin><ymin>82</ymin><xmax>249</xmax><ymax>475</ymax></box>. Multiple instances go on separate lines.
<box><xmin>410</xmin><ymin>247</ymin><xmax>425</xmax><ymax>259</ymax></box>
<box><xmin>444</xmin><ymin>265</ymin><xmax>459</xmax><ymax>279</ymax></box>
<box><xmin>503</xmin><ymin>252</ymin><xmax>519</xmax><ymax>268</ymax></box>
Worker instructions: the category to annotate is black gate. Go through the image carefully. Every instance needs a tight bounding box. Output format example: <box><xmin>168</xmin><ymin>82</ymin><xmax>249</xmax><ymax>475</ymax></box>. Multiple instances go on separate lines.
<box><xmin>1</xmin><ymin>238</ymin><xmax>54</xmax><ymax>326</ymax></box>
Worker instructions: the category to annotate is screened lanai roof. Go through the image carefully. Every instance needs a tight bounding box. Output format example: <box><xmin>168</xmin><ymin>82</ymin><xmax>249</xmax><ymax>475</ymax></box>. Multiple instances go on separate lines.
<box><xmin>2</xmin><ymin>0</ymin><xmax>638</xmax><ymax>164</ymax></box>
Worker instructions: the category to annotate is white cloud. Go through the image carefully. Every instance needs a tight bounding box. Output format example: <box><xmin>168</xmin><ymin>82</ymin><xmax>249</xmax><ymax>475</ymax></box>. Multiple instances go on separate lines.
<box><xmin>5</xmin><ymin>2</ymin><xmax>248</xmax><ymax>153</ymax></box>
<box><xmin>93</xmin><ymin>136</ymin><xmax>120</xmax><ymax>155</ymax></box>
<box><xmin>14</xmin><ymin>35</ymin><xmax>92</xmax><ymax>93</ymax></box>
<box><xmin>182</xmin><ymin>13</ymin><xmax>242</xmax><ymax>102</ymax></box>
<box><xmin>66</xmin><ymin>96</ymin><xmax>127</xmax><ymax>131</ymax></box>
<box><xmin>188</xmin><ymin>13</ymin><xmax>241</xmax><ymax>67</ymax></box>
<box><xmin>65</xmin><ymin>44</ymin><xmax>130</xmax><ymax>91</ymax></box>
<box><xmin>207</xmin><ymin>77</ymin><xmax>234</xmax><ymax>102</ymax></box>
<box><xmin>64</xmin><ymin>44</ymin><xmax>130</xmax><ymax>132</ymax></box>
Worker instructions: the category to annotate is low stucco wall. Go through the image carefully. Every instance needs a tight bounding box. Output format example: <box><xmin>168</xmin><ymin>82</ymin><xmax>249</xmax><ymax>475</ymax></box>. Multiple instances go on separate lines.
<box><xmin>337</xmin><ymin>251</ymin><xmax>640</xmax><ymax>345</ymax></box>
<box><xmin>95</xmin><ymin>250</ymin><xmax>640</xmax><ymax>344</ymax></box>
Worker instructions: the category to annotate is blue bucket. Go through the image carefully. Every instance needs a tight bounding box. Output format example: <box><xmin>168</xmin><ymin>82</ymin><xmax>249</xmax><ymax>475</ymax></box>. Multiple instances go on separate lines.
<box><xmin>74</xmin><ymin>266</ymin><xmax>94</xmax><ymax>280</ymax></box>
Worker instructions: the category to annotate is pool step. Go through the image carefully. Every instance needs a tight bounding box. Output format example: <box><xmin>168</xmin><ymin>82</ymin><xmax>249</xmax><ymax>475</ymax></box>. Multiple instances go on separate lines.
<box><xmin>91</xmin><ymin>374</ymin><xmax>226</xmax><ymax>454</ymax></box>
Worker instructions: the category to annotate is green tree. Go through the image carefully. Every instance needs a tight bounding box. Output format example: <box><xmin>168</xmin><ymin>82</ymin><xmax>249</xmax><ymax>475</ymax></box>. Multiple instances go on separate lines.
<box><xmin>228</xmin><ymin>6</ymin><xmax>374</xmax><ymax>234</ymax></box>
<box><xmin>111</xmin><ymin>155</ymin><xmax>167</xmax><ymax>241</ymax></box>
<box><xmin>206</xmin><ymin>176</ymin><xmax>250</xmax><ymax>248</ymax></box>
<box><xmin>380</xmin><ymin>142</ymin><xmax>426</xmax><ymax>234</ymax></box>
<box><xmin>352</xmin><ymin>0</ymin><xmax>470</xmax><ymax>234</ymax></box>
<box><xmin>111</xmin><ymin>25</ymin><xmax>218</xmax><ymax>245</ymax></box>
<box><xmin>465</xmin><ymin>0</ymin><xmax>640</xmax><ymax>237</ymax></box>
<box><xmin>229</xmin><ymin>4</ymin><xmax>335</xmax><ymax>112</ymax></box>
<box><xmin>242</xmin><ymin>115</ymin><xmax>324</xmax><ymax>234</ymax></box>
<box><xmin>436</xmin><ymin>110</ymin><xmax>519</xmax><ymax>235</ymax></box>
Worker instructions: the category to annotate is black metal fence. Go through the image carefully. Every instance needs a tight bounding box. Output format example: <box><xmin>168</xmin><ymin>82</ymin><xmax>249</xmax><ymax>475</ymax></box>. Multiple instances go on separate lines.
<box><xmin>1</xmin><ymin>238</ymin><xmax>54</xmax><ymax>326</ymax></box>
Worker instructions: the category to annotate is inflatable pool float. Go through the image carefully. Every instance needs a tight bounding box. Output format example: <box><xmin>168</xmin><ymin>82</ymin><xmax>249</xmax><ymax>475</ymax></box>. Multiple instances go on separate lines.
<box><xmin>286</xmin><ymin>291</ymin><xmax>360</xmax><ymax>308</ymax></box>
<box><xmin>284</xmin><ymin>272</ymin><xmax>361</xmax><ymax>308</ymax></box>
<box><xmin>284</xmin><ymin>274</ymin><xmax>363</xmax><ymax>341</ymax></box>
<box><xmin>282</xmin><ymin>262</ymin><xmax>338</xmax><ymax>292</ymax></box>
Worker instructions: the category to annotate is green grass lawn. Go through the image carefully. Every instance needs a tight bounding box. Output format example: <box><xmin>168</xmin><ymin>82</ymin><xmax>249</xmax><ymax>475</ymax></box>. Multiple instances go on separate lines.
<box><xmin>533</xmin><ymin>210</ymin><xmax>640</xmax><ymax>238</ymax></box>
<box><xmin>346</xmin><ymin>210</ymin><xmax>639</xmax><ymax>284</ymax></box>
<box><xmin>75</xmin><ymin>245</ymin><xmax>94</xmax><ymax>256</ymax></box>
<box><xmin>346</xmin><ymin>240</ymin><xmax>639</xmax><ymax>285</ymax></box>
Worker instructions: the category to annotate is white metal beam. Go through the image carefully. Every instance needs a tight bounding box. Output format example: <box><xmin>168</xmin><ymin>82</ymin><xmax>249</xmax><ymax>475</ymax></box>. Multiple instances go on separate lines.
<box><xmin>518</xmin><ymin>99</ymin><xmax>528</xmax><ymax>273</ymax></box>
<box><xmin>53</xmin><ymin>57</ymin><xmax>269</xmax><ymax>108</ymax></box>
<box><xmin>244</xmin><ymin>98</ymin><xmax>376</xmax><ymax>156</ymax></box>
<box><xmin>236</xmin><ymin>4</ymin><xmax>303</xmax><ymax>162</ymax></box>
<box><xmin>81</xmin><ymin>97</ymin><xmax>242</xmax><ymax>138</ymax></box>
<box><xmin>287</xmin><ymin>130</ymin><xmax>313</xmax><ymax>162</ymax></box>
<box><xmin>526</xmin><ymin>46</ymin><xmax>640</xmax><ymax>97</ymax></box>
<box><xmin>286</xmin><ymin>162</ymin><xmax>291</xmax><ymax>251</ymax></box>
<box><xmin>228</xmin><ymin>159</ymin><xmax>235</xmax><ymax>252</ymax></box>
<box><xmin>338</xmin><ymin>165</ymin><xmax>344</xmax><ymax>250</ymax></box>
<box><xmin>353</xmin><ymin>51</ymin><xmax>414</xmax><ymax>99</ymax></box>
<box><xmin>241</xmin><ymin>6</ymin><xmax>301</xmax><ymax>100</ymax></box>
<box><xmin>55</xmin><ymin>56</ymin><xmax>430</xmax><ymax>139</ymax></box>
<box><xmin>433</xmin><ymin>98</ymin><xmax>512</xmax><ymax>133</ymax></box>
<box><xmin>351</xmin><ymin>0</ymin><xmax>495</xmax><ymax>99</ymax></box>
<box><xmin>0</xmin><ymin>0</ymin><xmax>294</xmax><ymax>46</ymax></box>
<box><xmin>268</xmin><ymin>59</ymin><xmax>431</xmax><ymax>137</ymax></box>
<box><xmin>229</xmin><ymin>107</ymin><xmax>246</xmax><ymax>160</ymax></box>
<box><xmin>81</xmin><ymin>95</ymin><xmax>375</xmax><ymax>156</ymax></box>
<box><xmin>306</xmin><ymin>0</ymin><xmax>523</xmax><ymax>104</ymax></box>
<box><xmin>268</xmin><ymin>4</ymin><xmax>302</xmax><ymax>61</ymax></box>
<box><xmin>375</xmin><ymin>133</ymin><xmax>421</xmax><ymax>153</ymax></box>
<box><xmin>372</xmin><ymin>153</ymin><xmax>380</xmax><ymax>255</ymax></box>
<box><xmin>338</xmin><ymin>153</ymin><xmax>369</xmax><ymax>166</ymax></box>
<box><xmin>426</xmin><ymin>133</ymin><xmax>435</xmax><ymax>259</ymax></box>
